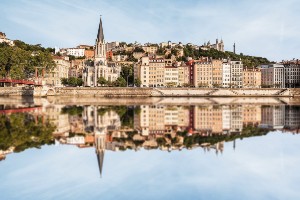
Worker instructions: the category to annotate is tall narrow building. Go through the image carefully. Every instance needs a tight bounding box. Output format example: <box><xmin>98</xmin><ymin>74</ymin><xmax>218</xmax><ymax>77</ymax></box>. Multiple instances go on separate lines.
<box><xmin>83</xmin><ymin>16</ymin><xmax>121</xmax><ymax>87</ymax></box>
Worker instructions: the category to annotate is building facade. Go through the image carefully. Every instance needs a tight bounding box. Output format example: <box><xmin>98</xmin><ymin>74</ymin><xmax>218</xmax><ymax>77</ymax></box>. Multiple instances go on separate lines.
<box><xmin>242</xmin><ymin>68</ymin><xmax>261</xmax><ymax>88</ymax></box>
<box><xmin>261</xmin><ymin>64</ymin><xmax>285</xmax><ymax>88</ymax></box>
<box><xmin>283</xmin><ymin>60</ymin><xmax>300</xmax><ymax>88</ymax></box>
<box><xmin>66</xmin><ymin>48</ymin><xmax>85</xmax><ymax>57</ymax></box>
<box><xmin>230</xmin><ymin>60</ymin><xmax>243</xmax><ymax>88</ymax></box>
<box><xmin>45</xmin><ymin>56</ymin><xmax>70</xmax><ymax>86</ymax></box>
<box><xmin>193</xmin><ymin>57</ymin><xmax>213</xmax><ymax>88</ymax></box>
<box><xmin>222</xmin><ymin>61</ymin><xmax>231</xmax><ymax>88</ymax></box>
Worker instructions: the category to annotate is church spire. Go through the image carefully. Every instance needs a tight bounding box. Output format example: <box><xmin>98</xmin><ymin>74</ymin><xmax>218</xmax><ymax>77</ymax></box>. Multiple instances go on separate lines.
<box><xmin>97</xmin><ymin>15</ymin><xmax>104</xmax><ymax>43</ymax></box>
<box><xmin>95</xmin><ymin>133</ymin><xmax>106</xmax><ymax>178</ymax></box>
<box><xmin>96</xmin><ymin>149</ymin><xmax>105</xmax><ymax>178</ymax></box>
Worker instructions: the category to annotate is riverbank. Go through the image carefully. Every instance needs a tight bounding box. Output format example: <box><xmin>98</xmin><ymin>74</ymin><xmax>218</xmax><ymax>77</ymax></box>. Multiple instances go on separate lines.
<box><xmin>56</xmin><ymin>87</ymin><xmax>294</xmax><ymax>97</ymax></box>
<box><xmin>0</xmin><ymin>96</ymin><xmax>297</xmax><ymax>106</ymax></box>
<box><xmin>1</xmin><ymin>87</ymin><xmax>300</xmax><ymax>97</ymax></box>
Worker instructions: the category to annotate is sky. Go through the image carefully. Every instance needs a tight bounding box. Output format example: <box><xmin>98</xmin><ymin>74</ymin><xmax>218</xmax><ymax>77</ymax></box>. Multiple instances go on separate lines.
<box><xmin>1</xmin><ymin>132</ymin><xmax>300</xmax><ymax>199</ymax></box>
<box><xmin>0</xmin><ymin>0</ymin><xmax>299</xmax><ymax>61</ymax></box>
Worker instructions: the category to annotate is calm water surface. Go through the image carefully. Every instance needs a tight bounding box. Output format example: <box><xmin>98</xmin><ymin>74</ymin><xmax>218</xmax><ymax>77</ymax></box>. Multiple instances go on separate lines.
<box><xmin>0</xmin><ymin>97</ymin><xmax>299</xmax><ymax>200</ymax></box>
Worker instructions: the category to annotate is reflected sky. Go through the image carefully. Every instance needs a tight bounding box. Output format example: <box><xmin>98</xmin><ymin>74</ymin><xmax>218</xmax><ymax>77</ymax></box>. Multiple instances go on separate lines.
<box><xmin>1</xmin><ymin>97</ymin><xmax>300</xmax><ymax>199</ymax></box>
<box><xmin>1</xmin><ymin>132</ymin><xmax>300</xmax><ymax>200</ymax></box>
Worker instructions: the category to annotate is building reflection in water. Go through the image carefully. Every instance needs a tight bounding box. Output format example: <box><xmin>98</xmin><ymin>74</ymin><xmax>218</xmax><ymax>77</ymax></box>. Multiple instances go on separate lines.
<box><xmin>1</xmin><ymin>101</ymin><xmax>300</xmax><ymax>177</ymax></box>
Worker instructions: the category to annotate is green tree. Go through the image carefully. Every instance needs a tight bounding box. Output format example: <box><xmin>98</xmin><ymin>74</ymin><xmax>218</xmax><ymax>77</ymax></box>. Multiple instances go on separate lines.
<box><xmin>134</xmin><ymin>78</ymin><xmax>141</xmax><ymax>87</ymax></box>
<box><xmin>97</xmin><ymin>76</ymin><xmax>108</xmax><ymax>86</ymax></box>
<box><xmin>113</xmin><ymin>77</ymin><xmax>126</xmax><ymax>87</ymax></box>
<box><xmin>0</xmin><ymin>113</ymin><xmax>55</xmax><ymax>152</ymax></box>
<box><xmin>61</xmin><ymin>78</ymin><xmax>68</xmax><ymax>85</ymax></box>
<box><xmin>0</xmin><ymin>40</ymin><xmax>55</xmax><ymax>79</ymax></box>
<box><xmin>60</xmin><ymin>77</ymin><xmax>83</xmax><ymax>87</ymax></box>
<box><xmin>133</xmin><ymin>47</ymin><xmax>145</xmax><ymax>53</ymax></box>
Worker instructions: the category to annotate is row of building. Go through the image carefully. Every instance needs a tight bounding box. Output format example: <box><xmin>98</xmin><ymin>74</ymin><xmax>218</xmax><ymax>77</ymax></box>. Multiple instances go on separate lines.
<box><xmin>135</xmin><ymin>56</ymin><xmax>300</xmax><ymax>88</ymax></box>
<box><xmin>1</xmin><ymin>101</ymin><xmax>299</xmax><ymax>171</ymax></box>
<box><xmin>9</xmin><ymin>16</ymin><xmax>299</xmax><ymax>88</ymax></box>
<box><xmin>80</xmin><ymin>17</ymin><xmax>300</xmax><ymax>88</ymax></box>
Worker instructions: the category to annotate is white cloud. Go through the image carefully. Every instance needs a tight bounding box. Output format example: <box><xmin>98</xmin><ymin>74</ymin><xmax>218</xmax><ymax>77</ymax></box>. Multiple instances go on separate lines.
<box><xmin>0</xmin><ymin>0</ymin><xmax>299</xmax><ymax>61</ymax></box>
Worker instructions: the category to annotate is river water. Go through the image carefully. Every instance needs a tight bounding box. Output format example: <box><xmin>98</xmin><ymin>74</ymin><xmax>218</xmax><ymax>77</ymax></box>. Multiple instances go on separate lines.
<box><xmin>0</xmin><ymin>97</ymin><xmax>299</xmax><ymax>200</ymax></box>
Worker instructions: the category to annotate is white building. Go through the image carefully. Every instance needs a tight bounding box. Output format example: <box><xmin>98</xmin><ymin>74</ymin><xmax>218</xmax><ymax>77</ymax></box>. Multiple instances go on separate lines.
<box><xmin>66</xmin><ymin>48</ymin><xmax>85</xmax><ymax>57</ymax></box>
<box><xmin>201</xmin><ymin>39</ymin><xmax>224</xmax><ymax>52</ymax></box>
<box><xmin>66</xmin><ymin>136</ymin><xmax>85</xmax><ymax>145</ymax></box>
<box><xmin>261</xmin><ymin>64</ymin><xmax>285</xmax><ymax>88</ymax></box>
<box><xmin>283</xmin><ymin>60</ymin><xmax>300</xmax><ymax>88</ymax></box>
<box><xmin>0</xmin><ymin>32</ymin><xmax>14</xmax><ymax>46</ymax></box>
<box><xmin>230</xmin><ymin>60</ymin><xmax>243</xmax><ymax>88</ymax></box>
<box><xmin>222</xmin><ymin>61</ymin><xmax>231</xmax><ymax>88</ymax></box>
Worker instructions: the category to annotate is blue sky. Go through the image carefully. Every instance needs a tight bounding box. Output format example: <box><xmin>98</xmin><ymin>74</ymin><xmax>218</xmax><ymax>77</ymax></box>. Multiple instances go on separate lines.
<box><xmin>1</xmin><ymin>132</ymin><xmax>300</xmax><ymax>199</ymax></box>
<box><xmin>0</xmin><ymin>0</ymin><xmax>299</xmax><ymax>61</ymax></box>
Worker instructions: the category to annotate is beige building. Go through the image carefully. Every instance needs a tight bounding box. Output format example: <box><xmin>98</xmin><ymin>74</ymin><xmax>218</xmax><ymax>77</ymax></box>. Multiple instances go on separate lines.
<box><xmin>134</xmin><ymin>105</ymin><xmax>189</xmax><ymax>136</ymax></box>
<box><xmin>212</xmin><ymin>59</ymin><xmax>223</xmax><ymax>87</ymax></box>
<box><xmin>243</xmin><ymin>105</ymin><xmax>261</xmax><ymax>126</ymax></box>
<box><xmin>45</xmin><ymin>56</ymin><xmax>70</xmax><ymax>86</ymax></box>
<box><xmin>139</xmin><ymin>56</ymin><xmax>165</xmax><ymax>87</ymax></box>
<box><xmin>178</xmin><ymin>63</ymin><xmax>190</xmax><ymax>86</ymax></box>
<box><xmin>194</xmin><ymin>105</ymin><xmax>223</xmax><ymax>134</ymax></box>
<box><xmin>140</xmin><ymin>57</ymin><xmax>150</xmax><ymax>87</ymax></box>
<box><xmin>164</xmin><ymin>66</ymin><xmax>178</xmax><ymax>87</ymax></box>
<box><xmin>150</xmin><ymin>57</ymin><xmax>165</xmax><ymax>87</ymax></box>
<box><xmin>44</xmin><ymin>105</ymin><xmax>70</xmax><ymax>136</ymax></box>
<box><xmin>194</xmin><ymin>57</ymin><xmax>213</xmax><ymax>87</ymax></box>
<box><xmin>142</xmin><ymin>46</ymin><xmax>158</xmax><ymax>54</ymax></box>
<box><xmin>69</xmin><ymin>59</ymin><xmax>85</xmax><ymax>78</ymax></box>
<box><xmin>242</xmin><ymin>68</ymin><xmax>261</xmax><ymax>88</ymax></box>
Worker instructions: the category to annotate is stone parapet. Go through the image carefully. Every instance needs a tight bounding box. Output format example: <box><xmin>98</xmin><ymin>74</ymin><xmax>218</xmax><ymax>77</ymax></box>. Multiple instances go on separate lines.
<box><xmin>0</xmin><ymin>87</ymin><xmax>34</xmax><ymax>96</ymax></box>
<box><xmin>56</xmin><ymin>87</ymin><xmax>292</xmax><ymax>97</ymax></box>
<box><xmin>0</xmin><ymin>87</ymin><xmax>295</xmax><ymax>97</ymax></box>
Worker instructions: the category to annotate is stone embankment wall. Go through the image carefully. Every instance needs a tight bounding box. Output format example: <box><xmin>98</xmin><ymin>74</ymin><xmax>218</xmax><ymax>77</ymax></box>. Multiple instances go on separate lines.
<box><xmin>0</xmin><ymin>87</ymin><xmax>34</xmax><ymax>96</ymax></box>
<box><xmin>1</xmin><ymin>87</ymin><xmax>300</xmax><ymax>97</ymax></box>
<box><xmin>55</xmin><ymin>87</ymin><xmax>293</xmax><ymax>97</ymax></box>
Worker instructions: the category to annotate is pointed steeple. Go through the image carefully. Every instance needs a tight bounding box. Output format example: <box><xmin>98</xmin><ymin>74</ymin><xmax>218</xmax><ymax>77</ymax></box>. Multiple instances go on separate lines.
<box><xmin>95</xmin><ymin>133</ymin><xmax>106</xmax><ymax>178</ymax></box>
<box><xmin>96</xmin><ymin>149</ymin><xmax>105</xmax><ymax>178</ymax></box>
<box><xmin>97</xmin><ymin>15</ymin><xmax>104</xmax><ymax>43</ymax></box>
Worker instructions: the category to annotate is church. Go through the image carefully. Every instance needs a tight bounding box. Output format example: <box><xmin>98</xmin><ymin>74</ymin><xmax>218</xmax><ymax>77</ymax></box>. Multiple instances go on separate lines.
<box><xmin>83</xmin><ymin>16</ymin><xmax>121</xmax><ymax>87</ymax></box>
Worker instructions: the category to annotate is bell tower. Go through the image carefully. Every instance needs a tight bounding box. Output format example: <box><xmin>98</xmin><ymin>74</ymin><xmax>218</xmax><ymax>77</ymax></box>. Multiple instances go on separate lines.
<box><xmin>95</xmin><ymin>15</ymin><xmax>106</xmax><ymax>63</ymax></box>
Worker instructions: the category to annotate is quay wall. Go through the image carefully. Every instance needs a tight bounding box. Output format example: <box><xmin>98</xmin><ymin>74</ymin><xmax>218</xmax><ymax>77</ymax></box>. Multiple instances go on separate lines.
<box><xmin>1</xmin><ymin>87</ymin><xmax>300</xmax><ymax>97</ymax></box>
<box><xmin>55</xmin><ymin>87</ymin><xmax>293</xmax><ymax>97</ymax></box>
